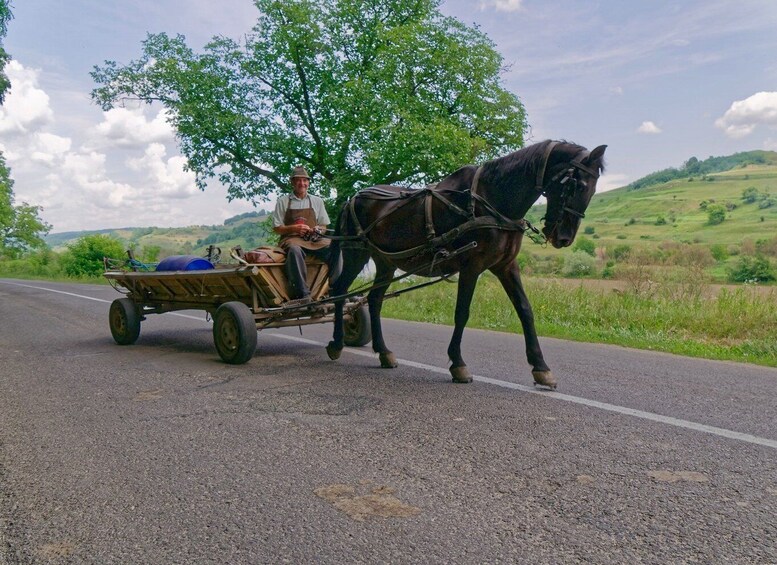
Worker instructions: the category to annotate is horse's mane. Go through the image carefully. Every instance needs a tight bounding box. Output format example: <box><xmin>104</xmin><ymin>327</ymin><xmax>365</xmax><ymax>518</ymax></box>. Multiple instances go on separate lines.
<box><xmin>480</xmin><ymin>140</ymin><xmax>600</xmax><ymax>192</ymax></box>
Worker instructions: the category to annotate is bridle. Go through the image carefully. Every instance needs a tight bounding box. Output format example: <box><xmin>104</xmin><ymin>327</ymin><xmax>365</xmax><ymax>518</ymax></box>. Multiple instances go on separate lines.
<box><xmin>467</xmin><ymin>141</ymin><xmax>600</xmax><ymax>245</ymax></box>
<box><xmin>534</xmin><ymin>141</ymin><xmax>599</xmax><ymax>232</ymax></box>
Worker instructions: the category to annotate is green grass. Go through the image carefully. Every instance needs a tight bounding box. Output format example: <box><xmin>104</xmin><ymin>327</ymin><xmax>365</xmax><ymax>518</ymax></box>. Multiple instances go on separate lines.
<box><xmin>379</xmin><ymin>274</ymin><xmax>777</xmax><ymax>368</ymax></box>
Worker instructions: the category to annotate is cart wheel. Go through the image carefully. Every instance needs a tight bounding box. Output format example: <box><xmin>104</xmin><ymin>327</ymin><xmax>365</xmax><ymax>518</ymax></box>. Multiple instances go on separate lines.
<box><xmin>213</xmin><ymin>302</ymin><xmax>257</xmax><ymax>364</ymax></box>
<box><xmin>109</xmin><ymin>298</ymin><xmax>141</xmax><ymax>345</ymax></box>
<box><xmin>343</xmin><ymin>304</ymin><xmax>372</xmax><ymax>347</ymax></box>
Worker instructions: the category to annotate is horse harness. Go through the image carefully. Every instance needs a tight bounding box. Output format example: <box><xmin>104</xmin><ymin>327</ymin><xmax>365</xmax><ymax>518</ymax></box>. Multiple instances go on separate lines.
<box><xmin>339</xmin><ymin>141</ymin><xmax>597</xmax><ymax>264</ymax></box>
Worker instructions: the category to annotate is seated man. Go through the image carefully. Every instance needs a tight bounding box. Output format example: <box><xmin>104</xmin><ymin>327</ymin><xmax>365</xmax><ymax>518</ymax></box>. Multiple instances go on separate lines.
<box><xmin>272</xmin><ymin>166</ymin><xmax>331</xmax><ymax>302</ymax></box>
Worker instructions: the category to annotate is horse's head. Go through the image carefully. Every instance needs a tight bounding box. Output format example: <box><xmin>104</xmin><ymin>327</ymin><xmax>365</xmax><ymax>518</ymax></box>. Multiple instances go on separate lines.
<box><xmin>541</xmin><ymin>144</ymin><xmax>607</xmax><ymax>248</ymax></box>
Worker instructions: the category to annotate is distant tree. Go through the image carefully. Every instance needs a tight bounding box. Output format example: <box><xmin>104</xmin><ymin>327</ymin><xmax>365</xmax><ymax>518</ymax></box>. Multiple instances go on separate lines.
<box><xmin>60</xmin><ymin>234</ymin><xmax>125</xmax><ymax>277</ymax></box>
<box><xmin>91</xmin><ymin>0</ymin><xmax>527</xmax><ymax>209</ymax></box>
<box><xmin>706</xmin><ymin>203</ymin><xmax>727</xmax><ymax>225</ymax></box>
<box><xmin>0</xmin><ymin>155</ymin><xmax>51</xmax><ymax>258</ymax></box>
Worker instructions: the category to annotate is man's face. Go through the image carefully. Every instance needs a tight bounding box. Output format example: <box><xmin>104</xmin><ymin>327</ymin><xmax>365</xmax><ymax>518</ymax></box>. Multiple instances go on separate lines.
<box><xmin>291</xmin><ymin>176</ymin><xmax>310</xmax><ymax>195</ymax></box>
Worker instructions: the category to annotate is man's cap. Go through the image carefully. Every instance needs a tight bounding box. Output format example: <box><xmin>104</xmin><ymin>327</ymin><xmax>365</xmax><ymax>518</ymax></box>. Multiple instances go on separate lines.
<box><xmin>290</xmin><ymin>166</ymin><xmax>311</xmax><ymax>180</ymax></box>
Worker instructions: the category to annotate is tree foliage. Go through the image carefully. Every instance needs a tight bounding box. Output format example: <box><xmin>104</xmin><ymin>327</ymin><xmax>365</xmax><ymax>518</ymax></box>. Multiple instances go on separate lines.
<box><xmin>727</xmin><ymin>255</ymin><xmax>777</xmax><ymax>283</ymax></box>
<box><xmin>91</xmin><ymin>0</ymin><xmax>526</xmax><ymax>208</ymax></box>
<box><xmin>0</xmin><ymin>0</ymin><xmax>12</xmax><ymax>103</ymax></box>
<box><xmin>60</xmin><ymin>234</ymin><xmax>126</xmax><ymax>278</ymax></box>
<box><xmin>0</xmin><ymin>155</ymin><xmax>51</xmax><ymax>258</ymax></box>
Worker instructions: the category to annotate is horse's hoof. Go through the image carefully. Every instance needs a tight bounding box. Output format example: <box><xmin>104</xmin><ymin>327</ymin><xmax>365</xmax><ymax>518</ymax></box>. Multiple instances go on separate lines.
<box><xmin>379</xmin><ymin>352</ymin><xmax>398</xmax><ymax>368</ymax></box>
<box><xmin>450</xmin><ymin>365</ymin><xmax>472</xmax><ymax>384</ymax></box>
<box><xmin>326</xmin><ymin>342</ymin><xmax>342</xmax><ymax>361</ymax></box>
<box><xmin>532</xmin><ymin>370</ymin><xmax>557</xmax><ymax>390</ymax></box>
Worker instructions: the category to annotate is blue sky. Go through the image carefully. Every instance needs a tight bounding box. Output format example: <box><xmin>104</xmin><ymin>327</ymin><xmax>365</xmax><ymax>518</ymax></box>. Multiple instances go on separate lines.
<box><xmin>2</xmin><ymin>0</ymin><xmax>777</xmax><ymax>232</ymax></box>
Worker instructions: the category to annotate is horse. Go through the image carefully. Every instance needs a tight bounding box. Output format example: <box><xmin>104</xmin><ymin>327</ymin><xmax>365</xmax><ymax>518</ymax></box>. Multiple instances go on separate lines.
<box><xmin>325</xmin><ymin>140</ymin><xmax>607</xmax><ymax>389</ymax></box>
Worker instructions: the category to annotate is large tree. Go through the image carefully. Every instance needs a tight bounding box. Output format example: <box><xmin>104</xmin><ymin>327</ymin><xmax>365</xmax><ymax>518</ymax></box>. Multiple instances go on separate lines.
<box><xmin>0</xmin><ymin>155</ymin><xmax>51</xmax><ymax>258</ymax></box>
<box><xmin>0</xmin><ymin>1</ymin><xmax>51</xmax><ymax>257</ymax></box>
<box><xmin>91</xmin><ymin>0</ymin><xmax>527</xmax><ymax>208</ymax></box>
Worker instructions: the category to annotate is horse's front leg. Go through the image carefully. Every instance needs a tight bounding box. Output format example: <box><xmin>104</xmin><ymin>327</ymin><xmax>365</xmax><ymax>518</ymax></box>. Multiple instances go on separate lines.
<box><xmin>369</xmin><ymin>262</ymin><xmax>398</xmax><ymax>368</ymax></box>
<box><xmin>447</xmin><ymin>269</ymin><xmax>479</xmax><ymax>384</ymax></box>
<box><xmin>492</xmin><ymin>260</ymin><xmax>557</xmax><ymax>390</ymax></box>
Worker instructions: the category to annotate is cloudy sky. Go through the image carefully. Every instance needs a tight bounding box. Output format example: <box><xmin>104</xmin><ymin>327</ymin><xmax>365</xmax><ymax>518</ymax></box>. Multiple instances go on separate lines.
<box><xmin>2</xmin><ymin>0</ymin><xmax>777</xmax><ymax>233</ymax></box>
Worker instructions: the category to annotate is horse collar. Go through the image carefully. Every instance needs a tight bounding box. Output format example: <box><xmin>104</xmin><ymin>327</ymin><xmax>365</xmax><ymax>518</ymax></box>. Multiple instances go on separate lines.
<box><xmin>535</xmin><ymin>141</ymin><xmax>559</xmax><ymax>194</ymax></box>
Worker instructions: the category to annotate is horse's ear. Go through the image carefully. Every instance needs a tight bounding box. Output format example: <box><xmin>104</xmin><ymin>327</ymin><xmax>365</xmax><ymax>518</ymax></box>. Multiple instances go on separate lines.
<box><xmin>584</xmin><ymin>145</ymin><xmax>607</xmax><ymax>172</ymax></box>
<box><xmin>586</xmin><ymin>145</ymin><xmax>607</xmax><ymax>164</ymax></box>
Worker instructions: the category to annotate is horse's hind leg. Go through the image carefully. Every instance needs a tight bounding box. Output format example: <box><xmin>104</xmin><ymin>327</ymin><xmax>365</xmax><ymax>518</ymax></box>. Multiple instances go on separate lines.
<box><xmin>492</xmin><ymin>260</ymin><xmax>557</xmax><ymax>389</ymax></box>
<box><xmin>326</xmin><ymin>248</ymin><xmax>370</xmax><ymax>361</ymax></box>
<box><xmin>368</xmin><ymin>260</ymin><xmax>398</xmax><ymax>368</ymax></box>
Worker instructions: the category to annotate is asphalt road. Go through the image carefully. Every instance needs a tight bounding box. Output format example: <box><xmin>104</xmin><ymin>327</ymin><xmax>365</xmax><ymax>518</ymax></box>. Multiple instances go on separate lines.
<box><xmin>1</xmin><ymin>279</ymin><xmax>776</xmax><ymax>564</ymax></box>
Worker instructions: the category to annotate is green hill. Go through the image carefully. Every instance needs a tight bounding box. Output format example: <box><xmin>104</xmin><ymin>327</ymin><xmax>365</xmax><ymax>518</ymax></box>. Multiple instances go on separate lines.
<box><xmin>45</xmin><ymin>210</ymin><xmax>275</xmax><ymax>256</ymax></box>
<box><xmin>528</xmin><ymin>155</ymin><xmax>777</xmax><ymax>252</ymax></box>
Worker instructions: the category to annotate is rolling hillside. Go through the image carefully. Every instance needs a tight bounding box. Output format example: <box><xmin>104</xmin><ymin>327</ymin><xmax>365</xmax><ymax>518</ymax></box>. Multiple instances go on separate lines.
<box><xmin>45</xmin><ymin>151</ymin><xmax>777</xmax><ymax>259</ymax></box>
<box><xmin>45</xmin><ymin>210</ymin><xmax>275</xmax><ymax>256</ymax></box>
<box><xmin>528</xmin><ymin>153</ymin><xmax>777</xmax><ymax>253</ymax></box>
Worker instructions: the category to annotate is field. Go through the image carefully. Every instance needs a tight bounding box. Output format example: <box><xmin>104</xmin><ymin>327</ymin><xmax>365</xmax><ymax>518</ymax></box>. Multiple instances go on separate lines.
<box><xmin>379</xmin><ymin>273</ymin><xmax>777</xmax><ymax>368</ymax></box>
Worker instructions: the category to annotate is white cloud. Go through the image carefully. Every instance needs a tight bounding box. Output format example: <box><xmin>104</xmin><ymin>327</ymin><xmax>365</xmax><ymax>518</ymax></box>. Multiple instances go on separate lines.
<box><xmin>596</xmin><ymin>173</ymin><xmax>630</xmax><ymax>193</ymax></box>
<box><xmin>93</xmin><ymin>107</ymin><xmax>174</xmax><ymax>148</ymax></box>
<box><xmin>715</xmin><ymin>91</ymin><xmax>777</xmax><ymax>139</ymax></box>
<box><xmin>637</xmin><ymin>121</ymin><xmax>662</xmax><ymax>134</ymax></box>
<box><xmin>60</xmin><ymin>151</ymin><xmax>135</xmax><ymax>207</ymax></box>
<box><xmin>29</xmin><ymin>133</ymin><xmax>72</xmax><ymax>166</ymax></box>
<box><xmin>0</xmin><ymin>61</ymin><xmax>54</xmax><ymax>135</ymax></box>
<box><xmin>480</xmin><ymin>0</ymin><xmax>523</xmax><ymax>12</ymax></box>
<box><xmin>127</xmin><ymin>143</ymin><xmax>199</xmax><ymax>199</ymax></box>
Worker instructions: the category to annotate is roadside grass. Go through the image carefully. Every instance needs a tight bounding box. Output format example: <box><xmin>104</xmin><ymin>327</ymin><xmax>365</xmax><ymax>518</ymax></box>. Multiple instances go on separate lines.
<box><xmin>379</xmin><ymin>274</ymin><xmax>777</xmax><ymax>368</ymax></box>
<box><xmin>3</xmin><ymin>268</ymin><xmax>775</xmax><ymax>367</ymax></box>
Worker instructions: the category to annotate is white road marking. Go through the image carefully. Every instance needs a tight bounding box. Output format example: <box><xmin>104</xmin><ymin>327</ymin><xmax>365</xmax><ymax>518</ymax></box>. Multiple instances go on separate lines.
<box><xmin>5</xmin><ymin>280</ymin><xmax>776</xmax><ymax>450</ymax></box>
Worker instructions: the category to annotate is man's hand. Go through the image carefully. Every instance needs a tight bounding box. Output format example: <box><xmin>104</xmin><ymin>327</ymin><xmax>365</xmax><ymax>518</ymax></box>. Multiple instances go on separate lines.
<box><xmin>293</xmin><ymin>223</ymin><xmax>312</xmax><ymax>236</ymax></box>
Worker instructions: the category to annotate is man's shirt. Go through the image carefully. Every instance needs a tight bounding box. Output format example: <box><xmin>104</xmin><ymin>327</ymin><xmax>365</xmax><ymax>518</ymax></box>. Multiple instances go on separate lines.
<box><xmin>272</xmin><ymin>193</ymin><xmax>331</xmax><ymax>227</ymax></box>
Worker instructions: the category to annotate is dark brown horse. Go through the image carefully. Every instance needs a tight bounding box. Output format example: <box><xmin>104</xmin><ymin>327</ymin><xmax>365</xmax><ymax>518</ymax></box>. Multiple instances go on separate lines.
<box><xmin>326</xmin><ymin>140</ymin><xmax>607</xmax><ymax>388</ymax></box>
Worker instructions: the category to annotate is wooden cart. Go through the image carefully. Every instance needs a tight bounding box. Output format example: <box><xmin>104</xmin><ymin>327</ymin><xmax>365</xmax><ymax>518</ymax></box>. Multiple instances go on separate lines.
<box><xmin>103</xmin><ymin>258</ymin><xmax>370</xmax><ymax>364</ymax></box>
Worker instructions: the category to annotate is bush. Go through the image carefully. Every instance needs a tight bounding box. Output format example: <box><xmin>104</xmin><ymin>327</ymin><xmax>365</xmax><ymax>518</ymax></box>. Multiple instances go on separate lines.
<box><xmin>572</xmin><ymin>236</ymin><xmax>596</xmax><ymax>257</ymax></box>
<box><xmin>742</xmin><ymin>186</ymin><xmax>760</xmax><ymax>203</ymax></box>
<box><xmin>562</xmin><ymin>251</ymin><xmax>597</xmax><ymax>278</ymax></box>
<box><xmin>727</xmin><ymin>255</ymin><xmax>777</xmax><ymax>283</ymax></box>
<box><xmin>710</xmin><ymin>243</ymin><xmax>729</xmax><ymax>262</ymax></box>
<box><xmin>60</xmin><ymin>234</ymin><xmax>126</xmax><ymax>278</ymax></box>
<box><xmin>706</xmin><ymin>203</ymin><xmax>727</xmax><ymax>225</ymax></box>
<box><xmin>611</xmin><ymin>244</ymin><xmax>632</xmax><ymax>261</ymax></box>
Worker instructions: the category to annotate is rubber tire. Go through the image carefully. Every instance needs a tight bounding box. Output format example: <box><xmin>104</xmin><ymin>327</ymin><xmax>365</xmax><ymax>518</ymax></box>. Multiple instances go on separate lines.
<box><xmin>343</xmin><ymin>304</ymin><xmax>372</xmax><ymax>347</ymax></box>
<box><xmin>109</xmin><ymin>298</ymin><xmax>141</xmax><ymax>345</ymax></box>
<box><xmin>213</xmin><ymin>302</ymin><xmax>257</xmax><ymax>364</ymax></box>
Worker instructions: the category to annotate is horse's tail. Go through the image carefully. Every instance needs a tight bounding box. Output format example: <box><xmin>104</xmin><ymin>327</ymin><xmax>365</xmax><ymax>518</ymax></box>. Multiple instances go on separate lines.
<box><xmin>327</xmin><ymin>200</ymin><xmax>349</xmax><ymax>286</ymax></box>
